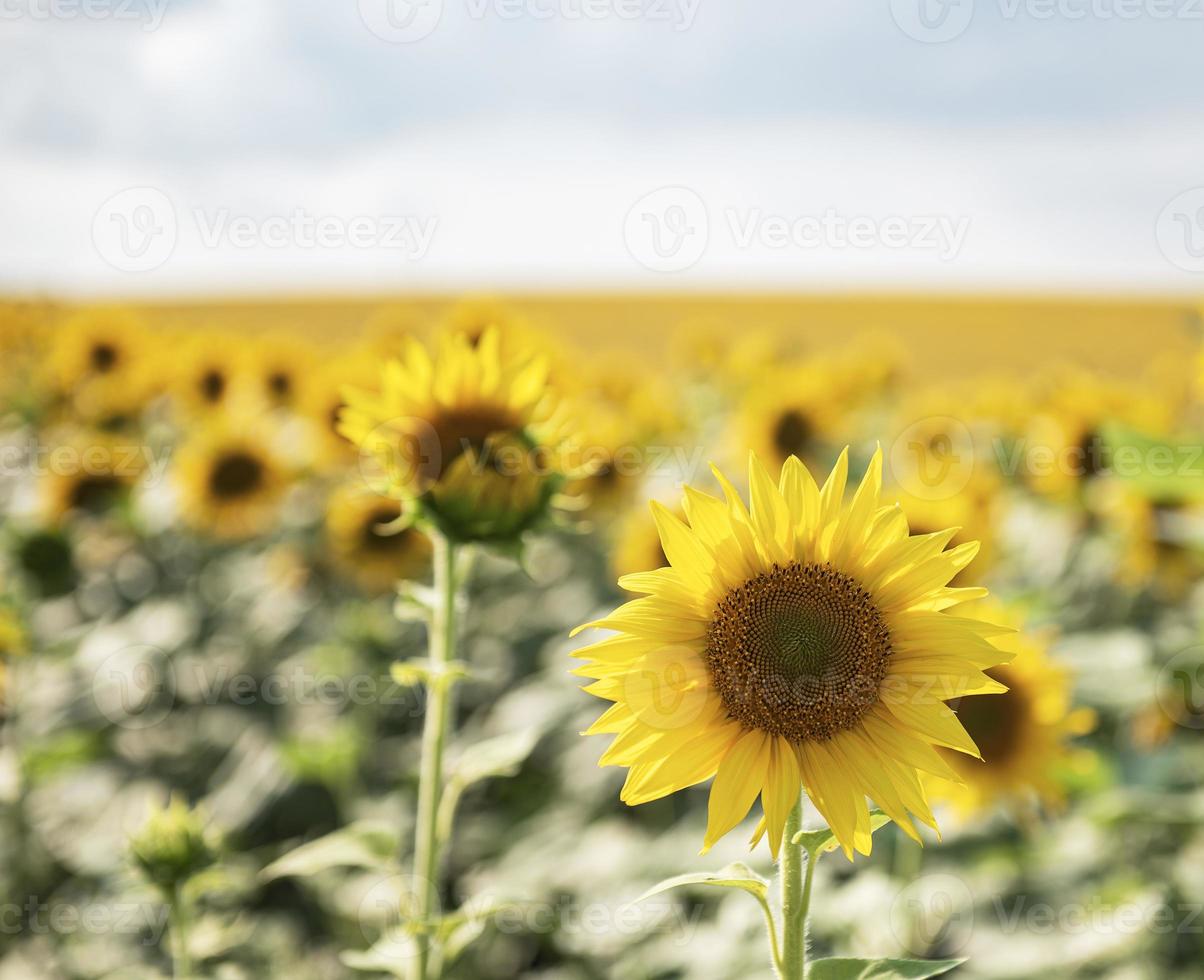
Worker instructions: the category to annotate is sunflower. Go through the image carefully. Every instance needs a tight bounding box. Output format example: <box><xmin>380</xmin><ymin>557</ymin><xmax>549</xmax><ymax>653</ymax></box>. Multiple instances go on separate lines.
<box><xmin>573</xmin><ymin>449</ymin><xmax>1011</xmax><ymax>858</ymax></box>
<box><xmin>563</xmin><ymin>406</ymin><xmax>647</xmax><ymax>524</ymax></box>
<box><xmin>174</xmin><ymin>425</ymin><xmax>287</xmax><ymax>539</ymax></box>
<box><xmin>325</xmin><ymin>485</ymin><xmax>433</xmax><ymax>594</ymax></box>
<box><xmin>1022</xmin><ymin>367</ymin><xmax>1176</xmax><ymax>501</ymax></box>
<box><xmin>926</xmin><ymin>605</ymin><xmax>1095</xmax><ymax>818</ymax></box>
<box><xmin>40</xmin><ymin>430</ymin><xmax>146</xmax><ymax>523</ymax></box>
<box><xmin>47</xmin><ymin>307</ymin><xmax>158</xmax><ymax>422</ymax></box>
<box><xmin>738</xmin><ymin>364</ymin><xmax>858</xmax><ymax>472</ymax></box>
<box><xmin>171</xmin><ymin>328</ymin><xmax>250</xmax><ymax>418</ymax></box>
<box><xmin>339</xmin><ymin>327</ymin><xmax>569</xmax><ymax>544</ymax></box>
<box><xmin>1098</xmin><ymin>483</ymin><xmax>1204</xmax><ymax>600</ymax></box>
<box><xmin>434</xmin><ymin>300</ymin><xmax>571</xmax><ymax>391</ymax></box>
<box><xmin>578</xmin><ymin>351</ymin><xmax>689</xmax><ymax>445</ymax></box>
<box><xmin>300</xmin><ymin>351</ymin><xmax>380</xmax><ymax>472</ymax></box>
<box><xmin>250</xmin><ymin>333</ymin><xmax>319</xmax><ymax>411</ymax></box>
<box><xmin>609</xmin><ymin>504</ymin><xmax>671</xmax><ymax>587</ymax></box>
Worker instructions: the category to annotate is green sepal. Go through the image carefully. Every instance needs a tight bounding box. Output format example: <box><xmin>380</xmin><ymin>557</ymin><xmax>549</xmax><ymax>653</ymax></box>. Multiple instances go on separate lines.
<box><xmin>792</xmin><ymin>810</ymin><xmax>892</xmax><ymax>858</ymax></box>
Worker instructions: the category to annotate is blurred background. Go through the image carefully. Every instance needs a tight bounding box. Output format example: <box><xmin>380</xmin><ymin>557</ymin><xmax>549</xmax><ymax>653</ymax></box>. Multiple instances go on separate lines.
<box><xmin>2</xmin><ymin>2</ymin><xmax>1204</xmax><ymax>979</ymax></box>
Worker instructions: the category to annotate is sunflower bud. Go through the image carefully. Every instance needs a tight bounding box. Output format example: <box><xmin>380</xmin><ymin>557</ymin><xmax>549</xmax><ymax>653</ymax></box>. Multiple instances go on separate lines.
<box><xmin>130</xmin><ymin>795</ymin><xmax>216</xmax><ymax>892</ymax></box>
<box><xmin>341</xmin><ymin>328</ymin><xmax>570</xmax><ymax>545</ymax></box>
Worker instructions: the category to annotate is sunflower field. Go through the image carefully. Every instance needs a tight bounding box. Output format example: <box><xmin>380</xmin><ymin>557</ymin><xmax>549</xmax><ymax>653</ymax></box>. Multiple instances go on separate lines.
<box><xmin>1</xmin><ymin>296</ymin><xmax>1203</xmax><ymax>980</ymax></box>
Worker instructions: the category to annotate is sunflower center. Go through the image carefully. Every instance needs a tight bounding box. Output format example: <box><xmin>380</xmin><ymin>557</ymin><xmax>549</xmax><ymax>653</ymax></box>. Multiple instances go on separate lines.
<box><xmin>955</xmin><ymin>668</ymin><xmax>1027</xmax><ymax>764</ymax></box>
<box><xmin>773</xmin><ymin>410</ymin><xmax>813</xmax><ymax>459</ymax></box>
<box><xmin>268</xmin><ymin>371</ymin><xmax>292</xmax><ymax>399</ymax></box>
<box><xmin>209</xmin><ymin>452</ymin><xmax>264</xmax><ymax>500</ymax></box>
<box><xmin>91</xmin><ymin>342</ymin><xmax>119</xmax><ymax>372</ymax></box>
<box><xmin>429</xmin><ymin>406</ymin><xmax>523</xmax><ymax>479</ymax></box>
<box><xmin>1077</xmin><ymin>429</ymin><xmax>1104</xmax><ymax>480</ymax></box>
<box><xmin>704</xmin><ymin>562</ymin><xmax>892</xmax><ymax>742</ymax></box>
<box><xmin>200</xmin><ymin>370</ymin><xmax>226</xmax><ymax>403</ymax></box>
<box><xmin>69</xmin><ymin>474</ymin><xmax>124</xmax><ymax>513</ymax></box>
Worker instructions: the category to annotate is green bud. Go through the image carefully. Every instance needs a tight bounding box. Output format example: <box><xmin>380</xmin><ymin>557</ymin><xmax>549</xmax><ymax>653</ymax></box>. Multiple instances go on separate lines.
<box><xmin>130</xmin><ymin>794</ymin><xmax>216</xmax><ymax>891</ymax></box>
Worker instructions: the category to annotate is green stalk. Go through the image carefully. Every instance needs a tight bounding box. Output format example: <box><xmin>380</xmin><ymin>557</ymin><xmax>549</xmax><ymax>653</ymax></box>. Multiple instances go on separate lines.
<box><xmin>779</xmin><ymin>796</ymin><xmax>811</xmax><ymax>980</ymax></box>
<box><xmin>411</xmin><ymin>531</ymin><xmax>459</xmax><ymax>980</ymax></box>
<box><xmin>168</xmin><ymin>883</ymin><xmax>192</xmax><ymax>979</ymax></box>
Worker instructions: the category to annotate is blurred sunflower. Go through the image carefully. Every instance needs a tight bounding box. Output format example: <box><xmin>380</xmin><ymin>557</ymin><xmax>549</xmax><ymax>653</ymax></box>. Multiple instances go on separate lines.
<box><xmin>251</xmin><ymin>333</ymin><xmax>319</xmax><ymax>411</ymax></box>
<box><xmin>300</xmin><ymin>352</ymin><xmax>379</xmax><ymax>471</ymax></box>
<box><xmin>564</xmin><ymin>407</ymin><xmax>646</xmax><ymax>524</ymax></box>
<box><xmin>578</xmin><ymin>351</ymin><xmax>689</xmax><ymax>445</ymax></box>
<box><xmin>40</xmin><ymin>431</ymin><xmax>146</xmax><ymax>523</ymax></box>
<box><xmin>1023</xmin><ymin>367</ymin><xmax>1176</xmax><ymax>501</ymax></box>
<box><xmin>574</xmin><ymin>449</ymin><xmax>1011</xmax><ymax>858</ymax></box>
<box><xmin>668</xmin><ymin>317</ymin><xmax>779</xmax><ymax>390</ymax></box>
<box><xmin>927</xmin><ymin>606</ymin><xmax>1095</xmax><ymax>818</ymax></box>
<box><xmin>325</xmin><ymin>485</ymin><xmax>433</xmax><ymax>594</ymax></box>
<box><xmin>888</xmin><ymin>468</ymin><xmax>1004</xmax><ymax>585</ymax></box>
<box><xmin>47</xmin><ymin>307</ymin><xmax>157</xmax><ymax>422</ymax></box>
<box><xmin>175</xmin><ymin>425</ymin><xmax>287</xmax><ymax>539</ymax></box>
<box><xmin>0</xmin><ymin>607</ymin><xmax>27</xmax><ymax>703</ymax></box>
<box><xmin>1098</xmin><ymin>483</ymin><xmax>1204</xmax><ymax>600</ymax></box>
<box><xmin>340</xmin><ymin>327</ymin><xmax>570</xmax><ymax>544</ymax></box>
<box><xmin>171</xmin><ymin>329</ymin><xmax>249</xmax><ymax>418</ymax></box>
<box><xmin>738</xmin><ymin>365</ymin><xmax>853</xmax><ymax>471</ymax></box>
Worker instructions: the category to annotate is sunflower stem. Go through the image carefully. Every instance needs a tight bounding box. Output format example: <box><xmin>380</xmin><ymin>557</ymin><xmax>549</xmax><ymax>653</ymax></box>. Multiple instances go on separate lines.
<box><xmin>167</xmin><ymin>882</ymin><xmax>191</xmax><ymax>979</ymax></box>
<box><xmin>410</xmin><ymin>531</ymin><xmax>459</xmax><ymax>980</ymax></box>
<box><xmin>780</xmin><ymin>795</ymin><xmax>811</xmax><ymax>980</ymax></box>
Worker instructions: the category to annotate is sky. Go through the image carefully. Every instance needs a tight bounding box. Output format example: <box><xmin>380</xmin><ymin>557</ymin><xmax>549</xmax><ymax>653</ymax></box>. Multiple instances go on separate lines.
<box><xmin>2</xmin><ymin>0</ymin><xmax>1203</xmax><ymax>295</ymax></box>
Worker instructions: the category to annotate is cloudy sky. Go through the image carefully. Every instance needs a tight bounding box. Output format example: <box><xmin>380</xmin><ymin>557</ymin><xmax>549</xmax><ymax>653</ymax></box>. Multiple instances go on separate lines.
<box><xmin>2</xmin><ymin>0</ymin><xmax>1203</xmax><ymax>295</ymax></box>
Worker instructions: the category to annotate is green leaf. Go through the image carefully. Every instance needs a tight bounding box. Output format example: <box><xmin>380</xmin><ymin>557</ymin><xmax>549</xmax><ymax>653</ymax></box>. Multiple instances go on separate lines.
<box><xmin>630</xmin><ymin>862</ymin><xmax>769</xmax><ymax>906</ymax></box>
<box><xmin>436</xmin><ymin>729</ymin><xmax>541</xmax><ymax>840</ymax></box>
<box><xmin>340</xmin><ymin>931</ymin><xmax>416</xmax><ymax>977</ymax></box>
<box><xmin>792</xmin><ymin>810</ymin><xmax>892</xmax><ymax>856</ymax></box>
<box><xmin>259</xmin><ymin>821</ymin><xmax>398</xmax><ymax>881</ymax></box>
<box><xmin>807</xmin><ymin>957</ymin><xmax>964</xmax><ymax>980</ymax></box>
<box><xmin>448</xmin><ymin>728</ymin><xmax>540</xmax><ymax>789</ymax></box>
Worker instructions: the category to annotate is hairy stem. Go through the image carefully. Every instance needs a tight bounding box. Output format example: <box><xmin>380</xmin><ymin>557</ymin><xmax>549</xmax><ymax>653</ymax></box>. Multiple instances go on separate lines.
<box><xmin>411</xmin><ymin>531</ymin><xmax>459</xmax><ymax>980</ymax></box>
<box><xmin>780</xmin><ymin>795</ymin><xmax>810</xmax><ymax>980</ymax></box>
